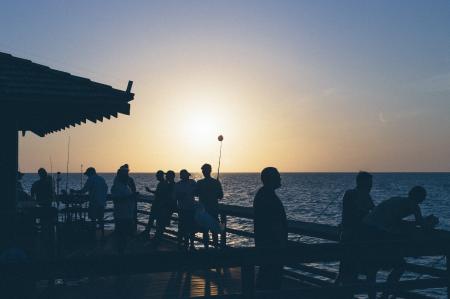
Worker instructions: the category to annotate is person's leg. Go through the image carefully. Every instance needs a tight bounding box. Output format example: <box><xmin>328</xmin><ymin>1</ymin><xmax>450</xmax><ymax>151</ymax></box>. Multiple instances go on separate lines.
<box><xmin>203</xmin><ymin>231</ymin><xmax>209</xmax><ymax>249</ymax></box>
<box><xmin>212</xmin><ymin>232</ymin><xmax>219</xmax><ymax>248</ymax></box>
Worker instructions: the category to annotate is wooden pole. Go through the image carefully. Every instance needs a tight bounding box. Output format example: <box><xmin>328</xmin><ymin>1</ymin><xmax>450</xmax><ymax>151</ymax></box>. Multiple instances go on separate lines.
<box><xmin>0</xmin><ymin>120</ymin><xmax>18</xmax><ymax>212</ymax></box>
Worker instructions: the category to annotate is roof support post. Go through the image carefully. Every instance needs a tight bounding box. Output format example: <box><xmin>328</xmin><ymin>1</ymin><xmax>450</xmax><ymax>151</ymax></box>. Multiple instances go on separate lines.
<box><xmin>0</xmin><ymin>118</ymin><xmax>18</xmax><ymax>212</ymax></box>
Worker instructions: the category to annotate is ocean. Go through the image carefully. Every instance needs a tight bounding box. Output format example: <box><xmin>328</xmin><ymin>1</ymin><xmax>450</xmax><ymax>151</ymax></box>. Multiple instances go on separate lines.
<box><xmin>20</xmin><ymin>172</ymin><xmax>450</xmax><ymax>298</ymax></box>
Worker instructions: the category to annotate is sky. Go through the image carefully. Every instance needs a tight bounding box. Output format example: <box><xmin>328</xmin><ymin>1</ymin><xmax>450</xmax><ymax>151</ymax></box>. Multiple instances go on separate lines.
<box><xmin>1</xmin><ymin>0</ymin><xmax>449</xmax><ymax>173</ymax></box>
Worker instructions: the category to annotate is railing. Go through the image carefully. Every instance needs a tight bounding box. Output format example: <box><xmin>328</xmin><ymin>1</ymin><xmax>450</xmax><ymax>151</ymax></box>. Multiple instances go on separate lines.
<box><xmin>8</xmin><ymin>194</ymin><xmax>450</xmax><ymax>298</ymax></box>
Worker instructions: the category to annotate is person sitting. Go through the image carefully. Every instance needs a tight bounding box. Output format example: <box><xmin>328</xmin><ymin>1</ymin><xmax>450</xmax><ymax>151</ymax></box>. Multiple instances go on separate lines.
<box><xmin>253</xmin><ymin>167</ymin><xmax>287</xmax><ymax>291</ymax></box>
<box><xmin>111</xmin><ymin>167</ymin><xmax>135</xmax><ymax>254</ymax></box>
<box><xmin>363</xmin><ymin>186</ymin><xmax>438</xmax><ymax>299</ymax></box>
<box><xmin>71</xmin><ymin>167</ymin><xmax>108</xmax><ymax>241</ymax></box>
<box><xmin>195</xmin><ymin>163</ymin><xmax>224</xmax><ymax>249</ymax></box>
<box><xmin>337</xmin><ymin>171</ymin><xmax>375</xmax><ymax>291</ymax></box>
<box><xmin>174</xmin><ymin>169</ymin><xmax>197</xmax><ymax>251</ymax></box>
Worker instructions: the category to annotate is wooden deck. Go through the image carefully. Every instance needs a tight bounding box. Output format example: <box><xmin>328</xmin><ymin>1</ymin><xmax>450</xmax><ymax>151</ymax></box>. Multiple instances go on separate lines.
<box><xmin>35</xmin><ymin>230</ymin><xmax>307</xmax><ymax>299</ymax></box>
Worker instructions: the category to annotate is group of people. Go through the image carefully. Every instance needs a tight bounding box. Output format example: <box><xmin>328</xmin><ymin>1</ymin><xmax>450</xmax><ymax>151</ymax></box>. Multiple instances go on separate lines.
<box><xmin>143</xmin><ymin>163</ymin><xmax>224</xmax><ymax>251</ymax></box>
<box><xmin>19</xmin><ymin>165</ymin><xmax>439</xmax><ymax>296</ymax></box>
<box><xmin>337</xmin><ymin>171</ymin><xmax>438</xmax><ymax>299</ymax></box>
<box><xmin>252</xmin><ymin>169</ymin><xmax>439</xmax><ymax>298</ymax></box>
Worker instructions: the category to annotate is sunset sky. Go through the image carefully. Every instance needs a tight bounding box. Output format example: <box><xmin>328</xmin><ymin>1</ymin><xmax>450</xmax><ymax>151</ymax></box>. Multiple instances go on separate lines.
<box><xmin>1</xmin><ymin>1</ymin><xmax>449</xmax><ymax>172</ymax></box>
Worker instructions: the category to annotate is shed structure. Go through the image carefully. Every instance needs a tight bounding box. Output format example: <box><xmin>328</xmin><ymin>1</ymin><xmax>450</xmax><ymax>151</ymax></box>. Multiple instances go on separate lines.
<box><xmin>0</xmin><ymin>52</ymin><xmax>134</xmax><ymax>210</ymax></box>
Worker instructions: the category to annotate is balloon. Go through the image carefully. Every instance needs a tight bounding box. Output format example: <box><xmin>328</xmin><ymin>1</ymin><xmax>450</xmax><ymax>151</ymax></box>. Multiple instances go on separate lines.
<box><xmin>218</xmin><ymin>135</ymin><xmax>224</xmax><ymax>142</ymax></box>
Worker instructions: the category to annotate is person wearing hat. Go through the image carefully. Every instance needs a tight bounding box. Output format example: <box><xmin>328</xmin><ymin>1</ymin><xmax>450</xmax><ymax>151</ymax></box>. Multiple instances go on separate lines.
<box><xmin>71</xmin><ymin>167</ymin><xmax>108</xmax><ymax>240</ymax></box>
<box><xmin>195</xmin><ymin>163</ymin><xmax>223</xmax><ymax>249</ymax></box>
<box><xmin>174</xmin><ymin>169</ymin><xmax>197</xmax><ymax>250</ymax></box>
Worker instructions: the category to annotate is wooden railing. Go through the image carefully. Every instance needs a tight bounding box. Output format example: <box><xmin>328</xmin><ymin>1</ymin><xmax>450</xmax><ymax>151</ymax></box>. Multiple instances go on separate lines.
<box><xmin>8</xmin><ymin>193</ymin><xmax>450</xmax><ymax>298</ymax></box>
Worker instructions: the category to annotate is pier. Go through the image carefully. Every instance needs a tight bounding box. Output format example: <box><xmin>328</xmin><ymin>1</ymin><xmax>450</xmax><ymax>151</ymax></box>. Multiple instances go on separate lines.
<box><xmin>3</xmin><ymin>194</ymin><xmax>450</xmax><ymax>299</ymax></box>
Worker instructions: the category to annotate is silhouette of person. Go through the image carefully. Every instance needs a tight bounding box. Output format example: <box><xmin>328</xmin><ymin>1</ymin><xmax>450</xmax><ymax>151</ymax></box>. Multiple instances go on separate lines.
<box><xmin>195</xmin><ymin>163</ymin><xmax>223</xmax><ymax>249</ymax></box>
<box><xmin>71</xmin><ymin>167</ymin><xmax>108</xmax><ymax>241</ymax></box>
<box><xmin>31</xmin><ymin>168</ymin><xmax>54</xmax><ymax>207</ymax></box>
<box><xmin>119</xmin><ymin>164</ymin><xmax>136</xmax><ymax>193</ymax></box>
<box><xmin>16</xmin><ymin>171</ymin><xmax>30</xmax><ymax>202</ymax></box>
<box><xmin>165</xmin><ymin>170</ymin><xmax>177</xmax><ymax>214</ymax></box>
<box><xmin>253</xmin><ymin>167</ymin><xmax>287</xmax><ymax>291</ymax></box>
<box><xmin>144</xmin><ymin>170</ymin><xmax>169</xmax><ymax>243</ymax></box>
<box><xmin>363</xmin><ymin>186</ymin><xmax>438</xmax><ymax>299</ymax></box>
<box><xmin>30</xmin><ymin>168</ymin><xmax>55</xmax><ymax>250</ymax></box>
<box><xmin>111</xmin><ymin>167</ymin><xmax>135</xmax><ymax>254</ymax></box>
<box><xmin>337</xmin><ymin>171</ymin><xmax>375</xmax><ymax>289</ymax></box>
<box><xmin>174</xmin><ymin>169</ymin><xmax>197</xmax><ymax>251</ymax></box>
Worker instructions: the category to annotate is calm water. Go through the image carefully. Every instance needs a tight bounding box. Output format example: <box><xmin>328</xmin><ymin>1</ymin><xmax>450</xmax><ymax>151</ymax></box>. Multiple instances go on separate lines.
<box><xmin>21</xmin><ymin>172</ymin><xmax>450</xmax><ymax>297</ymax></box>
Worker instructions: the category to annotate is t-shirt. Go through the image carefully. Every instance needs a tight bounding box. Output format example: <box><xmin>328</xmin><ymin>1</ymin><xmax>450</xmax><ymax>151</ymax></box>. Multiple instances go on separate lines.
<box><xmin>363</xmin><ymin>196</ymin><xmax>420</xmax><ymax>233</ymax></box>
<box><xmin>341</xmin><ymin>189</ymin><xmax>374</xmax><ymax>239</ymax></box>
<box><xmin>31</xmin><ymin>177</ymin><xmax>53</xmax><ymax>207</ymax></box>
<box><xmin>80</xmin><ymin>174</ymin><xmax>108</xmax><ymax>207</ymax></box>
<box><xmin>253</xmin><ymin>186</ymin><xmax>287</xmax><ymax>249</ymax></box>
<box><xmin>195</xmin><ymin>177</ymin><xmax>223</xmax><ymax>214</ymax></box>
<box><xmin>174</xmin><ymin>179</ymin><xmax>197</xmax><ymax>211</ymax></box>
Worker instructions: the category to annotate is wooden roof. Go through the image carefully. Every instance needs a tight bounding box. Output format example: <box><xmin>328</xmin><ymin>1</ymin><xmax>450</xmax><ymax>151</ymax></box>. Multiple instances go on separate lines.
<box><xmin>0</xmin><ymin>52</ymin><xmax>134</xmax><ymax>137</ymax></box>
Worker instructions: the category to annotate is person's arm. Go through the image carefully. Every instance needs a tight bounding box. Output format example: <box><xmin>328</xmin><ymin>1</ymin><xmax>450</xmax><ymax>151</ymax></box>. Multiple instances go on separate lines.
<box><xmin>73</xmin><ymin>178</ymin><xmax>91</xmax><ymax>194</ymax></box>
<box><xmin>413</xmin><ymin>205</ymin><xmax>425</xmax><ymax>227</ymax></box>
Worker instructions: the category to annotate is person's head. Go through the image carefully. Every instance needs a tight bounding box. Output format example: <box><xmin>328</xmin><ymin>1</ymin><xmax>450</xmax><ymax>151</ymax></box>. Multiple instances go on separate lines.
<box><xmin>201</xmin><ymin>163</ymin><xmax>212</xmax><ymax>178</ymax></box>
<box><xmin>179</xmin><ymin>169</ymin><xmax>191</xmax><ymax>181</ymax></box>
<box><xmin>120</xmin><ymin>164</ymin><xmax>130</xmax><ymax>176</ymax></box>
<box><xmin>116</xmin><ymin>167</ymin><xmax>128</xmax><ymax>183</ymax></box>
<box><xmin>37</xmin><ymin>168</ymin><xmax>47</xmax><ymax>179</ymax></box>
<box><xmin>356</xmin><ymin>171</ymin><xmax>372</xmax><ymax>193</ymax></box>
<box><xmin>261</xmin><ymin>167</ymin><xmax>281</xmax><ymax>190</ymax></box>
<box><xmin>165</xmin><ymin>170</ymin><xmax>175</xmax><ymax>182</ymax></box>
<box><xmin>408</xmin><ymin>186</ymin><xmax>427</xmax><ymax>203</ymax></box>
<box><xmin>156</xmin><ymin>170</ymin><xmax>165</xmax><ymax>181</ymax></box>
<box><xmin>84</xmin><ymin>167</ymin><xmax>96</xmax><ymax>177</ymax></box>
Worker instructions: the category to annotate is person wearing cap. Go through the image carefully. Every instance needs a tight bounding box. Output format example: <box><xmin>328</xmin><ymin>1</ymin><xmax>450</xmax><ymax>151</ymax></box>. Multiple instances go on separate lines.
<box><xmin>31</xmin><ymin>168</ymin><xmax>54</xmax><ymax>207</ymax></box>
<box><xmin>253</xmin><ymin>167</ymin><xmax>287</xmax><ymax>291</ymax></box>
<box><xmin>174</xmin><ymin>169</ymin><xmax>197</xmax><ymax>250</ymax></box>
<box><xmin>195</xmin><ymin>163</ymin><xmax>223</xmax><ymax>249</ymax></box>
<box><xmin>143</xmin><ymin>170</ymin><xmax>170</xmax><ymax>244</ymax></box>
<box><xmin>71</xmin><ymin>167</ymin><xmax>108</xmax><ymax>240</ymax></box>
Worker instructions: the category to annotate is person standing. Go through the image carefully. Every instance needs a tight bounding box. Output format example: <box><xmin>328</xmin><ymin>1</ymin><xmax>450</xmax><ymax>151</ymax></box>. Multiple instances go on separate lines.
<box><xmin>174</xmin><ymin>169</ymin><xmax>197</xmax><ymax>250</ymax></box>
<box><xmin>253</xmin><ymin>167</ymin><xmax>287</xmax><ymax>291</ymax></box>
<box><xmin>144</xmin><ymin>170</ymin><xmax>169</xmax><ymax>242</ymax></box>
<box><xmin>31</xmin><ymin>168</ymin><xmax>54</xmax><ymax>207</ymax></box>
<box><xmin>111</xmin><ymin>167</ymin><xmax>135</xmax><ymax>254</ymax></box>
<box><xmin>337</xmin><ymin>171</ymin><xmax>375</xmax><ymax>289</ymax></box>
<box><xmin>71</xmin><ymin>167</ymin><xmax>108</xmax><ymax>241</ymax></box>
<box><xmin>195</xmin><ymin>163</ymin><xmax>223</xmax><ymax>249</ymax></box>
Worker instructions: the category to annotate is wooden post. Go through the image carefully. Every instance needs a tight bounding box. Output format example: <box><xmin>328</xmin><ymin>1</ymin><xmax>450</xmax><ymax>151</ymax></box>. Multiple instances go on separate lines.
<box><xmin>0</xmin><ymin>121</ymin><xmax>18</xmax><ymax>212</ymax></box>
<box><xmin>220</xmin><ymin>212</ymin><xmax>227</xmax><ymax>248</ymax></box>
<box><xmin>241</xmin><ymin>264</ymin><xmax>255</xmax><ymax>299</ymax></box>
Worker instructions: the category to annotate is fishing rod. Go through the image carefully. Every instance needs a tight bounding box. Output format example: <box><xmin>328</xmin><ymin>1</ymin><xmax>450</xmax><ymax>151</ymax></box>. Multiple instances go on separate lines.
<box><xmin>66</xmin><ymin>136</ymin><xmax>70</xmax><ymax>192</ymax></box>
<box><xmin>80</xmin><ymin>164</ymin><xmax>83</xmax><ymax>188</ymax></box>
<box><xmin>217</xmin><ymin>135</ymin><xmax>223</xmax><ymax>180</ymax></box>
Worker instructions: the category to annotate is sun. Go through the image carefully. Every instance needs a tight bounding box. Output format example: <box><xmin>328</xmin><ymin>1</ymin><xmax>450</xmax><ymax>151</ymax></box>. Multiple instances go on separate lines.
<box><xmin>184</xmin><ymin>114</ymin><xmax>219</xmax><ymax>147</ymax></box>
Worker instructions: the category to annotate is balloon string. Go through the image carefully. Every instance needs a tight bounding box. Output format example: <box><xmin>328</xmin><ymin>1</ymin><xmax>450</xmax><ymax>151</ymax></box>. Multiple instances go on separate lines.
<box><xmin>217</xmin><ymin>141</ymin><xmax>223</xmax><ymax>180</ymax></box>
